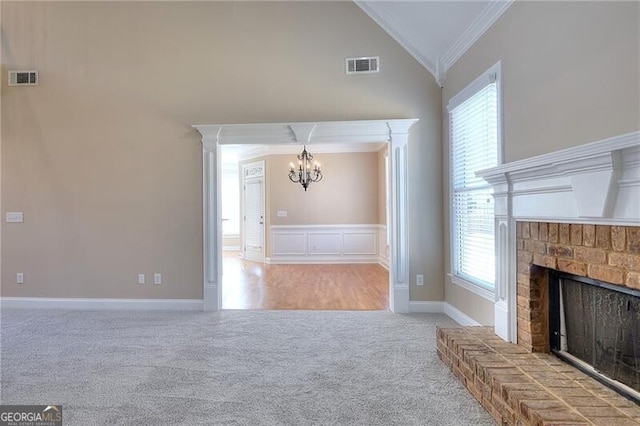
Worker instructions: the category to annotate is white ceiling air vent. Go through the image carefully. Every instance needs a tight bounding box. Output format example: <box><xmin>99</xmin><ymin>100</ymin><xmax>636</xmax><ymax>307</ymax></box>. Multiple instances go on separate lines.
<box><xmin>346</xmin><ymin>57</ymin><xmax>379</xmax><ymax>75</ymax></box>
<box><xmin>8</xmin><ymin>70</ymin><xmax>38</xmax><ymax>86</ymax></box>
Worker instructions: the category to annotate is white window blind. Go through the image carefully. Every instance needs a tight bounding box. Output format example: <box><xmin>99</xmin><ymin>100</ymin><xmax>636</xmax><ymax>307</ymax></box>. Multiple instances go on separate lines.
<box><xmin>450</xmin><ymin>76</ymin><xmax>498</xmax><ymax>289</ymax></box>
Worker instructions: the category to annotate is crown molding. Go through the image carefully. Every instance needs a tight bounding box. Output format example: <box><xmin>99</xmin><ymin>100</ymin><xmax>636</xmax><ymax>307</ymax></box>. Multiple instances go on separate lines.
<box><xmin>354</xmin><ymin>1</ymin><xmax>437</xmax><ymax>77</ymax></box>
<box><xmin>440</xmin><ymin>0</ymin><xmax>514</xmax><ymax>73</ymax></box>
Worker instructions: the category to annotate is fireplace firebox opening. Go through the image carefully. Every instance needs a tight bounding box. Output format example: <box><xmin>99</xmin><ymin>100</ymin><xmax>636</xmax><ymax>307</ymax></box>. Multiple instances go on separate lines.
<box><xmin>549</xmin><ymin>270</ymin><xmax>640</xmax><ymax>405</ymax></box>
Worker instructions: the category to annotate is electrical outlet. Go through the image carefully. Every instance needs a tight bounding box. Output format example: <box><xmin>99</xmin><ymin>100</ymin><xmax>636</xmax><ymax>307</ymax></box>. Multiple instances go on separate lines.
<box><xmin>6</xmin><ymin>212</ymin><xmax>23</xmax><ymax>223</ymax></box>
<box><xmin>154</xmin><ymin>273</ymin><xmax>162</xmax><ymax>285</ymax></box>
<box><xmin>416</xmin><ymin>274</ymin><xmax>424</xmax><ymax>286</ymax></box>
<box><xmin>137</xmin><ymin>274</ymin><xmax>145</xmax><ymax>284</ymax></box>
<box><xmin>16</xmin><ymin>273</ymin><xmax>24</xmax><ymax>284</ymax></box>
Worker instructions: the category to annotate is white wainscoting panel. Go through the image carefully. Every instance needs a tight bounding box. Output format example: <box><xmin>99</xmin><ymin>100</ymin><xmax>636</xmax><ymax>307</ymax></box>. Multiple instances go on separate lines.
<box><xmin>343</xmin><ymin>232</ymin><xmax>377</xmax><ymax>255</ymax></box>
<box><xmin>272</xmin><ymin>232</ymin><xmax>306</xmax><ymax>255</ymax></box>
<box><xmin>308</xmin><ymin>232</ymin><xmax>342</xmax><ymax>255</ymax></box>
<box><xmin>270</xmin><ymin>225</ymin><xmax>384</xmax><ymax>264</ymax></box>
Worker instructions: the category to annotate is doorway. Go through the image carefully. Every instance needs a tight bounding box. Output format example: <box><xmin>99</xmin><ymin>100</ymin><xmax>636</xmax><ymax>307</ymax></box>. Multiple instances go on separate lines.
<box><xmin>193</xmin><ymin>119</ymin><xmax>417</xmax><ymax>313</ymax></box>
<box><xmin>221</xmin><ymin>147</ymin><xmax>389</xmax><ymax>310</ymax></box>
<box><xmin>241</xmin><ymin>160</ymin><xmax>265</xmax><ymax>262</ymax></box>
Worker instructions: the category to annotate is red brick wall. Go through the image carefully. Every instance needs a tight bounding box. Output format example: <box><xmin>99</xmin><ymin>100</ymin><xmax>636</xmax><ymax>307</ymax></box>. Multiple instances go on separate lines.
<box><xmin>516</xmin><ymin>222</ymin><xmax>640</xmax><ymax>352</ymax></box>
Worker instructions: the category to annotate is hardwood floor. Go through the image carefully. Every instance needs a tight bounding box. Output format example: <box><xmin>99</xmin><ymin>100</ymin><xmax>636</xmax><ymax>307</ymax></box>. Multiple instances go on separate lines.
<box><xmin>221</xmin><ymin>252</ymin><xmax>389</xmax><ymax>310</ymax></box>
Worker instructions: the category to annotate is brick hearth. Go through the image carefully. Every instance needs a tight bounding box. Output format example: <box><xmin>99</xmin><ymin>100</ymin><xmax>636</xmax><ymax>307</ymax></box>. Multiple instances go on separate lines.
<box><xmin>437</xmin><ymin>326</ymin><xmax>640</xmax><ymax>425</ymax></box>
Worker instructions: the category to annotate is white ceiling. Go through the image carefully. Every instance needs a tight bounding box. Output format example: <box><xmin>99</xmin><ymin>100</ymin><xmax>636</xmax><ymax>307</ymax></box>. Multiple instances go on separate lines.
<box><xmin>355</xmin><ymin>0</ymin><xmax>513</xmax><ymax>85</ymax></box>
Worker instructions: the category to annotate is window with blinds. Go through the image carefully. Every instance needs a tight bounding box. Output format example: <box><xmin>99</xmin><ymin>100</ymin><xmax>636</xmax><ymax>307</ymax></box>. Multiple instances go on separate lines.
<box><xmin>449</xmin><ymin>65</ymin><xmax>500</xmax><ymax>290</ymax></box>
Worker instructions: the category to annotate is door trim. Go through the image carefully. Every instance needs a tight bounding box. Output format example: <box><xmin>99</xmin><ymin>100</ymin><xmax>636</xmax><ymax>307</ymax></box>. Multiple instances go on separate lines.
<box><xmin>193</xmin><ymin>119</ymin><xmax>418</xmax><ymax>312</ymax></box>
<box><xmin>241</xmin><ymin>160</ymin><xmax>265</xmax><ymax>262</ymax></box>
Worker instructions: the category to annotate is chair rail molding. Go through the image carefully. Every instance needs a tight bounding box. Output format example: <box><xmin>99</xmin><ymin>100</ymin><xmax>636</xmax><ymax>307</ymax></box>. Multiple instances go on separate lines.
<box><xmin>192</xmin><ymin>119</ymin><xmax>418</xmax><ymax>313</ymax></box>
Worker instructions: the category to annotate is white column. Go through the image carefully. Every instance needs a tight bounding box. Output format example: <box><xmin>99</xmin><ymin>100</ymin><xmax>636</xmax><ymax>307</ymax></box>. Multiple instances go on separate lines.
<box><xmin>490</xmin><ymin>175</ymin><xmax>516</xmax><ymax>342</ymax></box>
<box><xmin>388</xmin><ymin>125</ymin><xmax>410</xmax><ymax>313</ymax></box>
<box><xmin>202</xmin><ymin>140</ymin><xmax>221</xmax><ymax>311</ymax></box>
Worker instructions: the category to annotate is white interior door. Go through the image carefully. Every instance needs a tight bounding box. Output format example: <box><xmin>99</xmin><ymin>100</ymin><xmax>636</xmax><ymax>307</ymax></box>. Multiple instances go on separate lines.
<box><xmin>242</xmin><ymin>161</ymin><xmax>265</xmax><ymax>262</ymax></box>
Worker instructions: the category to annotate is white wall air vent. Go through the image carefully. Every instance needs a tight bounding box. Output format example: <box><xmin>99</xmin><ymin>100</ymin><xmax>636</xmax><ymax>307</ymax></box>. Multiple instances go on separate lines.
<box><xmin>8</xmin><ymin>70</ymin><xmax>38</xmax><ymax>86</ymax></box>
<box><xmin>346</xmin><ymin>57</ymin><xmax>379</xmax><ymax>74</ymax></box>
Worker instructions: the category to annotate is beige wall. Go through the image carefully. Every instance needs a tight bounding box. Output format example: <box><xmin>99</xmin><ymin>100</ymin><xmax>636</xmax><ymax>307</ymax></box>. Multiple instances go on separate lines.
<box><xmin>377</xmin><ymin>147</ymin><xmax>388</xmax><ymax>227</ymax></box>
<box><xmin>442</xmin><ymin>1</ymin><xmax>640</xmax><ymax>324</ymax></box>
<box><xmin>0</xmin><ymin>4</ymin><xmax>3</xmax><ymax>296</ymax></box>
<box><xmin>2</xmin><ymin>1</ymin><xmax>442</xmax><ymax>300</ymax></box>
<box><xmin>269</xmin><ymin>152</ymin><xmax>379</xmax><ymax>226</ymax></box>
<box><xmin>239</xmin><ymin>151</ymin><xmax>380</xmax><ymax>257</ymax></box>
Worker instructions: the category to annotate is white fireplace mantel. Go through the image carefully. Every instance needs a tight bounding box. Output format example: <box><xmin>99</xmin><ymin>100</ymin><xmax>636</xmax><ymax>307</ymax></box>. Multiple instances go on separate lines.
<box><xmin>477</xmin><ymin>130</ymin><xmax>640</xmax><ymax>342</ymax></box>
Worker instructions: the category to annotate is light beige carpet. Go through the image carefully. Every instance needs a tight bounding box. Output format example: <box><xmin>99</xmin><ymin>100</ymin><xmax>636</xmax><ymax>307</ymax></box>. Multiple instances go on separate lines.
<box><xmin>1</xmin><ymin>309</ymin><xmax>493</xmax><ymax>425</ymax></box>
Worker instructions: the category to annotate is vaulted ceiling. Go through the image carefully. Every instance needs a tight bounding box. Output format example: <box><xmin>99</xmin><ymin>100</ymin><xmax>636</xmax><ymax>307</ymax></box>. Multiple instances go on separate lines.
<box><xmin>223</xmin><ymin>1</ymin><xmax>514</xmax><ymax>162</ymax></box>
<box><xmin>355</xmin><ymin>0</ymin><xmax>513</xmax><ymax>86</ymax></box>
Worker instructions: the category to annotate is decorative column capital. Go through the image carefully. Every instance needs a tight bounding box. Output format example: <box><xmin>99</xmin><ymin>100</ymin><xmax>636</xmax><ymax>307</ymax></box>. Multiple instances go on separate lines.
<box><xmin>192</xmin><ymin>125</ymin><xmax>222</xmax><ymax>153</ymax></box>
<box><xmin>387</xmin><ymin>119</ymin><xmax>417</xmax><ymax>149</ymax></box>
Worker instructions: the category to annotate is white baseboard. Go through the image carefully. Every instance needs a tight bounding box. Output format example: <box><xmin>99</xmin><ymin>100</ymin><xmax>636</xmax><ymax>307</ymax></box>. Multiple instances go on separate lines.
<box><xmin>408</xmin><ymin>301</ymin><xmax>444</xmax><ymax>313</ymax></box>
<box><xmin>378</xmin><ymin>256</ymin><xmax>389</xmax><ymax>271</ymax></box>
<box><xmin>443</xmin><ymin>302</ymin><xmax>482</xmax><ymax>326</ymax></box>
<box><xmin>408</xmin><ymin>301</ymin><xmax>483</xmax><ymax>326</ymax></box>
<box><xmin>0</xmin><ymin>297</ymin><xmax>484</xmax><ymax>324</ymax></box>
<box><xmin>390</xmin><ymin>286</ymin><xmax>410</xmax><ymax>313</ymax></box>
<box><xmin>0</xmin><ymin>297</ymin><xmax>204</xmax><ymax>311</ymax></box>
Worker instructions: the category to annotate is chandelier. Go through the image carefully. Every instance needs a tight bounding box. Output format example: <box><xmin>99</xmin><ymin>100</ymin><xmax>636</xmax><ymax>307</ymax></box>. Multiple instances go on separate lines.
<box><xmin>288</xmin><ymin>146</ymin><xmax>322</xmax><ymax>191</ymax></box>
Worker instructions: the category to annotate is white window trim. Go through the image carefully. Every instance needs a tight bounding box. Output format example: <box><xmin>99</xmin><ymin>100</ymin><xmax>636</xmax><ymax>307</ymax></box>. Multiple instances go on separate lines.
<box><xmin>448</xmin><ymin>61</ymin><xmax>503</xmax><ymax>300</ymax></box>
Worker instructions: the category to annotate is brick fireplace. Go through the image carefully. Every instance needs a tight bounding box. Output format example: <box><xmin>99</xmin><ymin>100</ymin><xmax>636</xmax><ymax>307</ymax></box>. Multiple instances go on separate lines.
<box><xmin>516</xmin><ymin>222</ymin><xmax>640</xmax><ymax>353</ymax></box>
<box><xmin>437</xmin><ymin>223</ymin><xmax>640</xmax><ymax>424</ymax></box>
<box><xmin>438</xmin><ymin>132</ymin><xmax>640</xmax><ymax>424</ymax></box>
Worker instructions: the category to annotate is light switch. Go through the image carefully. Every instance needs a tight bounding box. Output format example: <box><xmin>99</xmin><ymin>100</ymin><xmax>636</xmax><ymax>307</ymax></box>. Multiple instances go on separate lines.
<box><xmin>277</xmin><ymin>210</ymin><xmax>288</xmax><ymax>217</ymax></box>
<box><xmin>6</xmin><ymin>212</ymin><xmax>23</xmax><ymax>223</ymax></box>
